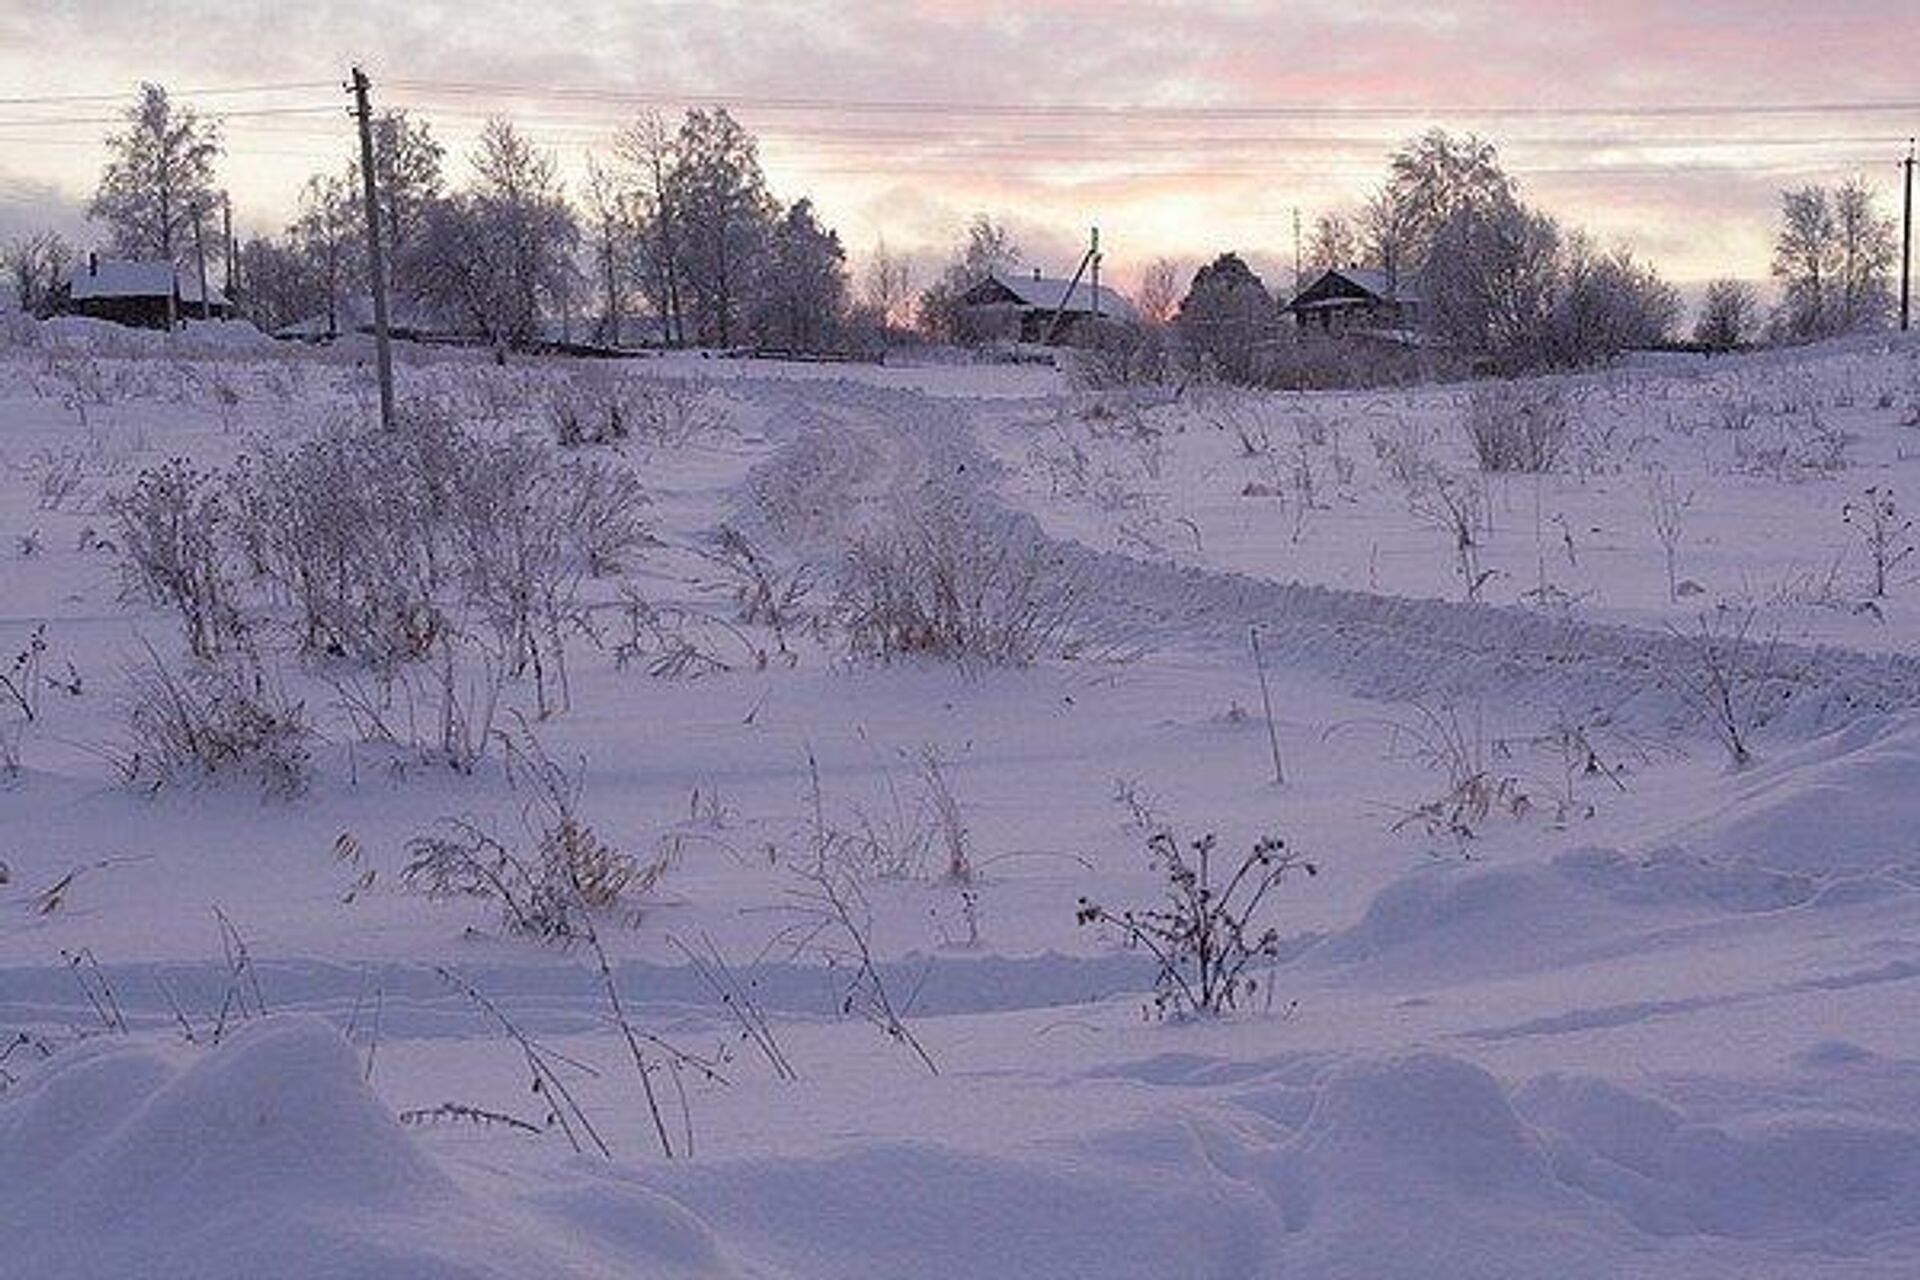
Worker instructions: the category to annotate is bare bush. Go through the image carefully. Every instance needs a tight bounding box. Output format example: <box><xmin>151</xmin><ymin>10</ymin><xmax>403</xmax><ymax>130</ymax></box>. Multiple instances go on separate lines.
<box><xmin>1077</xmin><ymin>828</ymin><xmax>1315</xmax><ymax>1019</ymax></box>
<box><xmin>546</xmin><ymin>371</ymin><xmax>629</xmax><ymax>447</ymax></box>
<box><xmin>1462</xmin><ymin>382</ymin><xmax>1569</xmax><ymax>473</ymax></box>
<box><xmin>837</xmin><ymin>501</ymin><xmax>1081</xmax><ymax>667</ymax></box>
<box><xmin>403</xmin><ymin>735</ymin><xmax>665</xmax><ymax>941</ymax></box>
<box><xmin>626</xmin><ymin>378</ymin><xmax>725</xmax><ymax>445</ymax></box>
<box><xmin>1334</xmin><ymin>701</ymin><xmax>1531</xmax><ymax>843</ymax></box>
<box><xmin>120</xmin><ymin>646</ymin><xmax>312</xmax><ymax>796</ymax></box>
<box><xmin>773</xmin><ymin>861</ymin><xmax>938</xmax><ymax>1072</ymax></box>
<box><xmin>1646</xmin><ymin>467</ymin><xmax>1693</xmax><ymax>601</ymax></box>
<box><xmin>111</xmin><ymin>459</ymin><xmax>245</xmax><ymax>659</ymax></box>
<box><xmin>1660</xmin><ymin>608</ymin><xmax>1783</xmax><ymax>771</ymax></box>
<box><xmin>702</xmin><ymin>525</ymin><xmax>814</xmax><ymax>658</ymax></box>
<box><xmin>1408</xmin><ymin>470</ymin><xmax>1494</xmax><ymax>601</ymax></box>
<box><xmin>226</xmin><ymin>417</ymin><xmax>453</xmax><ymax>667</ymax></box>
<box><xmin>1844</xmin><ymin>486</ymin><xmax>1913</xmax><ymax>599</ymax></box>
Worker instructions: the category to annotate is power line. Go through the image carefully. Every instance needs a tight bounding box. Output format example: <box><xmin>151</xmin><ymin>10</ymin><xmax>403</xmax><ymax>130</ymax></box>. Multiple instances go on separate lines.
<box><xmin>0</xmin><ymin>105</ymin><xmax>344</xmax><ymax>128</ymax></box>
<box><xmin>389</xmin><ymin>78</ymin><xmax>1920</xmax><ymax>123</ymax></box>
<box><xmin>0</xmin><ymin>81</ymin><xmax>339</xmax><ymax>106</ymax></box>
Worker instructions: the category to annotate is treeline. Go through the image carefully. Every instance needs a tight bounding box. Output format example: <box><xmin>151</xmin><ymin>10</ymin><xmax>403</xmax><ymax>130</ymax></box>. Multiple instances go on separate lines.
<box><xmin>2</xmin><ymin>88</ymin><xmax>1908</xmax><ymax>377</ymax></box>
<box><xmin>7</xmin><ymin>83</ymin><xmax>864</xmax><ymax>352</ymax></box>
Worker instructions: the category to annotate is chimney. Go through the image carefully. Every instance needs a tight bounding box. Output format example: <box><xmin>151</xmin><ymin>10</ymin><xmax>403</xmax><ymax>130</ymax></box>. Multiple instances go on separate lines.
<box><xmin>88</xmin><ymin>252</ymin><xmax>98</xmax><ymax>277</ymax></box>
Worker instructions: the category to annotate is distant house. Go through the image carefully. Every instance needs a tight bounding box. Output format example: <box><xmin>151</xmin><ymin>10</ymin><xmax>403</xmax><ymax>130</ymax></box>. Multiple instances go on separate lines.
<box><xmin>1285</xmin><ymin>267</ymin><xmax>1420</xmax><ymax>336</ymax></box>
<box><xmin>59</xmin><ymin>254</ymin><xmax>230</xmax><ymax>329</ymax></box>
<box><xmin>958</xmin><ymin>268</ymin><xmax>1137</xmax><ymax>344</ymax></box>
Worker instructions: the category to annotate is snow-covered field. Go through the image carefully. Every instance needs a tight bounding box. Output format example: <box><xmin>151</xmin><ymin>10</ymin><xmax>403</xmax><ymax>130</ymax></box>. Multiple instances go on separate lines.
<box><xmin>5</xmin><ymin>317</ymin><xmax>1920</xmax><ymax>1277</ymax></box>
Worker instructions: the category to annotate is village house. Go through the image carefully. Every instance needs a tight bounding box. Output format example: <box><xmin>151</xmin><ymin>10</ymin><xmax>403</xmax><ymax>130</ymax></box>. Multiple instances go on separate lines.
<box><xmin>58</xmin><ymin>254</ymin><xmax>230</xmax><ymax>330</ymax></box>
<box><xmin>1285</xmin><ymin>266</ymin><xmax>1421</xmax><ymax>336</ymax></box>
<box><xmin>957</xmin><ymin>268</ymin><xmax>1137</xmax><ymax>344</ymax></box>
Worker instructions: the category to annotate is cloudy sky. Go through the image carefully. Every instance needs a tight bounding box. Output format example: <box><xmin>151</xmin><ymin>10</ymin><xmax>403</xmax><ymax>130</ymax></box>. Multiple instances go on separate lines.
<box><xmin>4</xmin><ymin>0</ymin><xmax>1917</xmax><ymax>294</ymax></box>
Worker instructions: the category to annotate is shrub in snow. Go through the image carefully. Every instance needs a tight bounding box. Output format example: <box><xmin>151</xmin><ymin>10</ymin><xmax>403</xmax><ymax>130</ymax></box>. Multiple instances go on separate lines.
<box><xmin>225</xmin><ymin>413</ymin><xmax>456</xmax><ymax>667</ymax></box>
<box><xmin>1843</xmin><ymin>486</ymin><xmax>1913</xmax><ymax>599</ymax></box>
<box><xmin>626</xmin><ymin>377</ymin><xmax>725</xmax><ymax>445</ymax></box>
<box><xmin>403</xmin><ymin>735</ymin><xmax>665</xmax><ymax>941</ymax></box>
<box><xmin>837</xmin><ymin>500</ymin><xmax>1081</xmax><ymax>667</ymax></box>
<box><xmin>1078</xmin><ymin>828</ymin><xmax>1315</xmax><ymax>1019</ymax></box>
<box><xmin>110</xmin><ymin>458</ymin><xmax>246</xmax><ymax>660</ymax></box>
<box><xmin>1645</xmin><ymin>467</ymin><xmax>1693</xmax><ymax>602</ymax></box>
<box><xmin>703</xmin><ymin>525</ymin><xmax>815</xmax><ymax>660</ymax></box>
<box><xmin>1406</xmin><ymin>469</ymin><xmax>1494</xmax><ymax>602</ymax></box>
<box><xmin>546</xmin><ymin>371</ymin><xmax>629</xmax><ymax>447</ymax></box>
<box><xmin>119</xmin><ymin>647</ymin><xmax>312</xmax><ymax>797</ymax></box>
<box><xmin>123</xmin><ymin>400</ymin><xmax>649</xmax><ymax>718</ymax></box>
<box><xmin>1659</xmin><ymin>607</ymin><xmax>1785</xmax><ymax>771</ymax></box>
<box><xmin>1334</xmin><ymin>701</ymin><xmax>1533</xmax><ymax>844</ymax></box>
<box><xmin>1462</xmin><ymin>382</ymin><xmax>1568</xmax><ymax>474</ymax></box>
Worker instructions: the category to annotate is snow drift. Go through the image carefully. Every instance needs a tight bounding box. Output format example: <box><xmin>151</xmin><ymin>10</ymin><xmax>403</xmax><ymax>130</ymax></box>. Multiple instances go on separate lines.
<box><xmin>0</xmin><ymin>1016</ymin><xmax>723</xmax><ymax>1280</ymax></box>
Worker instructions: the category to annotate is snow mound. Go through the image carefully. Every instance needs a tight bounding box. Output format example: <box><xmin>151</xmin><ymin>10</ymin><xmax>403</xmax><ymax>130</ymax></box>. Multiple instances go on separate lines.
<box><xmin>1305</xmin><ymin>847</ymin><xmax>1824</xmax><ymax>985</ymax></box>
<box><xmin>1666</xmin><ymin>714</ymin><xmax>1920</xmax><ymax>879</ymax></box>
<box><xmin>0</xmin><ymin>1016</ymin><xmax>707</xmax><ymax>1279</ymax></box>
<box><xmin>1258</xmin><ymin>1053</ymin><xmax>1622</xmax><ymax>1277</ymax></box>
<box><xmin>1249</xmin><ymin>1052</ymin><xmax>1920</xmax><ymax>1274</ymax></box>
<box><xmin>1517</xmin><ymin>1072</ymin><xmax>1920</xmax><ymax>1241</ymax></box>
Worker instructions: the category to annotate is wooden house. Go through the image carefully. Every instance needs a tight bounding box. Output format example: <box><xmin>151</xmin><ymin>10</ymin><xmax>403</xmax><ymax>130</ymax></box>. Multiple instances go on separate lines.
<box><xmin>958</xmin><ymin>269</ymin><xmax>1137</xmax><ymax>344</ymax></box>
<box><xmin>1285</xmin><ymin>267</ymin><xmax>1420</xmax><ymax>336</ymax></box>
<box><xmin>60</xmin><ymin>255</ymin><xmax>230</xmax><ymax>329</ymax></box>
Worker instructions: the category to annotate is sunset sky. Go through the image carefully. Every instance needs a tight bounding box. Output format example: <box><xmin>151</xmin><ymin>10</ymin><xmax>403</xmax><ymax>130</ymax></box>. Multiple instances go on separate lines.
<box><xmin>4</xmin><ymin>0</ymin><xmax>1917</xmax><ymax>297</ymax></box>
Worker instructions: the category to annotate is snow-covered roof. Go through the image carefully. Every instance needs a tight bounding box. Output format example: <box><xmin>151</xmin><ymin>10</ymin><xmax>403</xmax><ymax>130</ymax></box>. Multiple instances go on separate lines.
<box><xmin>1290</xmin><ymin>266</ymin><xmax>1421</xmax><ymax>309</ymax></box>
<box><xmin>980</xmin><ymin>271</ymin><xmax>1138</xmax><ymax>321</ymax></box>
<box><xmin>66</xmin><ymin>259</ymin><xmax>228</xmax><ymax>308</ymax></box>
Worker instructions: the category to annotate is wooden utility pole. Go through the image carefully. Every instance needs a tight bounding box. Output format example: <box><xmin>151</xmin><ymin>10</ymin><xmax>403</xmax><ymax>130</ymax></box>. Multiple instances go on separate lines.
<box><xmin>1089</xmin><ymin>225</ymin><xmax>1101</xmax><ymax>318</ymax></box>
<box><xmin>1292</xmin><ymin>206</ymin><xmax>1302</xmax><ymax>295</ymax></box>
<box><xmin>191</xmin><ymin>202</ymin><xmax>212</xmax><ymax>321</ymax></box>
<box><xmin>1903</xmin><ymin>139</ymin><xmax>1915</xmax><ymax>333</ymax></box>
<box><xmin>349</xmin><ymin>66</ymin><xmax>396</xmax><ymax>430</ymax></box>
<box><xmin>221</xmin><ymin>191</ymin><xmax>236</xmax><ymax>302</ymax></box>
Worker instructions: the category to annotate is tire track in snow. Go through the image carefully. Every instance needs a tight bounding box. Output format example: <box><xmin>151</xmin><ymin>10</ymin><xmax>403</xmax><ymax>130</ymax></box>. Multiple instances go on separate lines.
<box><xmin>732</xmin><ymin>376</ymin><xmax>1920</xmax><ymax>737</ymax></box>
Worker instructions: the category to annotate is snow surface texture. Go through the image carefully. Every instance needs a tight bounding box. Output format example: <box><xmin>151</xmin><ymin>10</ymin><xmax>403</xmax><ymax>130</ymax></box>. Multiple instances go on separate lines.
<box><xmin>4</xmin><ymin>322</ymin><xmax>1920</xmax><ymax>1276</ymax></box>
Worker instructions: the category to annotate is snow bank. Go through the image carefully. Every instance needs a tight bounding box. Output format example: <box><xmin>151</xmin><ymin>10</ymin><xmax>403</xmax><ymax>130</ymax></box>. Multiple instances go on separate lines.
<box><xmin>1668</xmin><ymin>713</ymin><xmax>1920</xmax><ymax>879</ymax></box>
<box><xmin>0</xmin><ymin>1016</ymin><xmax>712</xmax><ymax>1279</ymax></box>
<box><xmin>1304</xmin><ymin>847</ymin><xmax>1825</xmax><ymax>986</ymax></box>
<box><xmin>635</xmin><ymin>1048</ymin><xmax>1920</xmax><ymax>1277</ymax></box>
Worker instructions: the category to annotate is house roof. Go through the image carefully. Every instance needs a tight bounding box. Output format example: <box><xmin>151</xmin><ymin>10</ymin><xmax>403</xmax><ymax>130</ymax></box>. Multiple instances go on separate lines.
<box><xmin>1287</xmin><ymin>266</ymin><xmax>1420</xmax><ymax>311</ymax></box>
<box><xmin>969</xmin><ymin>270</ymin><xmax>1138</xmax><ymax>321</ymax></box>
<box><xmin>67</xmin><ymin>259</ymin><xmax>228</xmax><ymax>308</ymax></box>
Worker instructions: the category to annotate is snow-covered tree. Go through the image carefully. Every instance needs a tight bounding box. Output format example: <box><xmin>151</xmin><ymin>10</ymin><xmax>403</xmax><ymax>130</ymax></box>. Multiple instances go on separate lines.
<box><xmin>917</xmin><ymin>214</ymin><xmax>1023</xmax><ymax>340</ymax></box>
<box><xmin>614</xmin><ymin>111</ymin><xmax>686</xmax><ymax>345</ymax></box>
<box><xmin>3</xmin><ymin>230</ymin><xmax>72</xmax><ymax>316</ymax></box>
<box><xmin>400</xmin><ymin>121</ymin><xmax>579</xmax><ymax>348</ymax></box>
<box><xmin>752</xmin><ymin>198</ymin><xmax>848</xmax><ymax>350</ymax></box>
<box><xmin>235</xmin><ymin>234</ymin><xmax>322</xmax><ymax>333</ymax></box>
<box><xmin>1773</xmin><ymin>180</ymin><xmax>1895</xmax><ymax>341</ymax></box>
<box><xmin>1306</xmin><ymin>212</ymin><xmax>1359</xmax><ymax>274</ymax></box>
<box><xmin>1175</xmin><ymin>253</ymin><xmax>1276</xmax><ymax>381</ymax></box>
<box><xmin>582</xmin><ymin>155</ymin><xmax>639</xmax><ymax>345</ymax></box>
<box><xmin>290</xmin><ymin>173</ymin><xmax>360</xmax><ymax>337</ymax></box>
<box><xmin>1694</xmin><ymin>278</ymin><xmax>1760</xmax><ymax>351</ymax></box>
<box><xmin>1361</xmin><ymin>129</ymin><xmax>1514</xmax><ymax>290</ymax></box>
<box><xmin>671</xmin><ymin>108</ymin><xmax>775</xmax><ymax>346</ymax></box>
<box><xmin>1421</xmin><ymin>199</ymin><xmax>1562</xmax><ymax>367</ymax></box>
<box><xmin>1547</xmin><ymin>240</ymin><xmax>1679</xmax><ymax>365</ymax></box>
<box><xmin>88</xmin><ymin>83</ymin><xmax>222</xmax><ymax>265</ymax></box>
<box><xmin>365</xmin><ymin>111</ymin><xmax>445</xmax><ymax>258</ymax></box>
<box><xmin>862</xmin><ymin>236</ymin><xmax>916</xmax><ymax>330</ymax></box>
<box><xmin>1134</xmin><ymin>257</ymin><xmax>1184</xmax><ymax>327</ymax></box>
